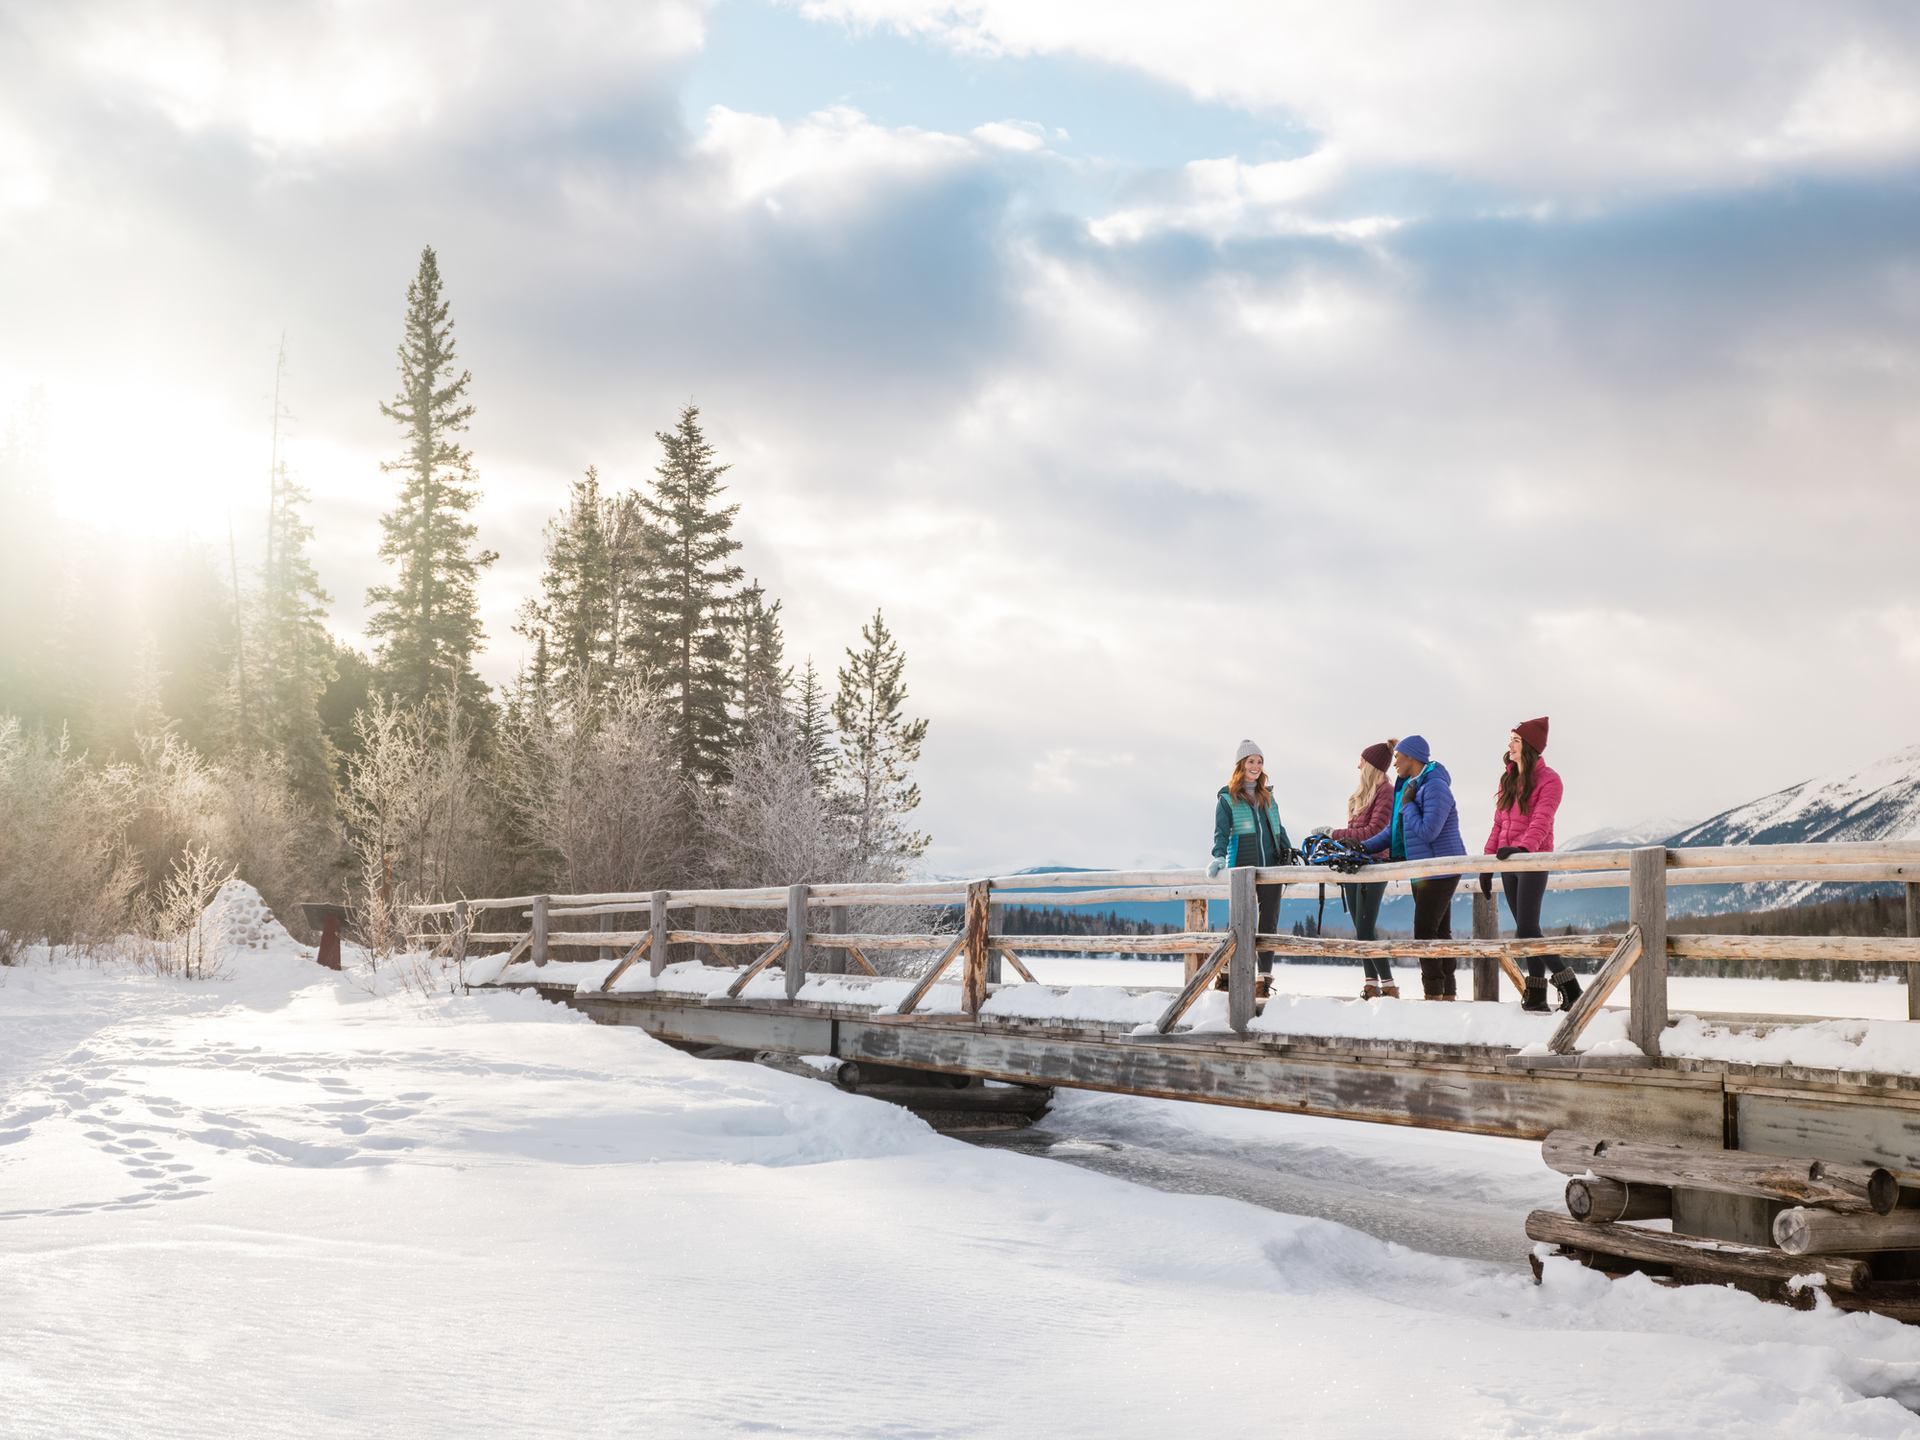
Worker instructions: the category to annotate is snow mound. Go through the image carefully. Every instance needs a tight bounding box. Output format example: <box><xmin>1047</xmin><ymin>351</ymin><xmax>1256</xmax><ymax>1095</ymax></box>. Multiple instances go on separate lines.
<box><xmin>202</xmin><ymin>878</ymin><xmax>301</xmax><ymax>955</ymax></box>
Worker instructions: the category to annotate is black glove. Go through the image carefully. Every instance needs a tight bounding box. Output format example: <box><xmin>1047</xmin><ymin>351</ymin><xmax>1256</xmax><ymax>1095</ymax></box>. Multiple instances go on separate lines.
<box><xmin>1479</xmin><ymin>872</ymin><xmax>1494</xmax><ymax>897</ymax></box>
<box><xmin>1280</xmin><ymin>843</ymin><xmax>1297</xmax><ymax>866</ymax></box>
<box><xmin>1495</xmin><ymin>846</ymin><xmax>1528</xmax><ymax>861</ymax></box>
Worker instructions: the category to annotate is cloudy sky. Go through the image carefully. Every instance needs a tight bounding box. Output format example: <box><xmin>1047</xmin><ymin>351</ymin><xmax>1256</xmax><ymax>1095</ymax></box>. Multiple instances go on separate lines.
<box><xmin>5</xmin><ymin>0</ymin><xmax>1920</xmax><ymax>874</ymax></box>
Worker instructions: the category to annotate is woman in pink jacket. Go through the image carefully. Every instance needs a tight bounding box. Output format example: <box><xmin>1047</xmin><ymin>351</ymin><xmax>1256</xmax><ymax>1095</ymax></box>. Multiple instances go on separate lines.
<box><xmin>1480</xmin><ymin>716</ymin><xmax>1579</xmax><ymax>1012</ymax></box>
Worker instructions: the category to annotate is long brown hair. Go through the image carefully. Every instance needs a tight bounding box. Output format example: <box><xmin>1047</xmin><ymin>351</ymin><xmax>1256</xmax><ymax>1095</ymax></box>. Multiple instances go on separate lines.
<box><xmin>1347</xmin><ymin>739</ymin><xmax>1396</xmax><ymax>820</ymax></box>
<box><xmin>1227</xmin><ymin>757</ymin><xmax>1273</xmax><ymax>811</ymax></box>
<box><xmin>1498</xmin><ymin>739</ymin><xmax>1541</xmax><ymax>813</ymax></box>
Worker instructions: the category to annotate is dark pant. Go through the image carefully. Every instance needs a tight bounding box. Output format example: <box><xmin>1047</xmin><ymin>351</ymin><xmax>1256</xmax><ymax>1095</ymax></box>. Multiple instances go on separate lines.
<box><xmin>1411</xmin><ymin>875</ymin><xmax>1460</xmax><ymax>996</ymax></box>
<box><xmin>1501</xmin><ymin>870</ymin><xmax>1559</xmax><ymax>979</ymax></box>
<box><xmin>1342</xmin><ymin>882</ymin><xmax>1390</xmax><ymax>981</ymax></box>
<box><xmin>1255</xmin><ymin>883</ymin><xmax>1282</xmax><ymax>975</ymax></box>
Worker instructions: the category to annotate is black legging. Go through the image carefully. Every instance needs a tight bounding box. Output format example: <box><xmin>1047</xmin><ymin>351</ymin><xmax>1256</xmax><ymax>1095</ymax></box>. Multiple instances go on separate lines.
<box><xmin>1255</xmin><ymin>883</ymin><xmax>1282</xmax><ymax>975</ymax></box>
<box><xmin>1411</xmin><ymin>875</ymin><xmax>1460</xmax><ymax>997</ymax></box>
<box><xmin>1501</xmin><ymin>870</ymin><xmax>1559</xmax><ymax>979</ymax></box>
<box><xmin>1342</xmin><ymin>882</ymin><xmax>1389</xmax><ymax>981</ymax></box>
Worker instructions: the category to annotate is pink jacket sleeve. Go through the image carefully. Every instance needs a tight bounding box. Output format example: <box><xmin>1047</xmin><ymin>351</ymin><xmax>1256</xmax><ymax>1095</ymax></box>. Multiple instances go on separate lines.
<box><xmin>1332</xmin><ymin>784</ymin><xmax>1395</xmax><ymax>845</ymax></box>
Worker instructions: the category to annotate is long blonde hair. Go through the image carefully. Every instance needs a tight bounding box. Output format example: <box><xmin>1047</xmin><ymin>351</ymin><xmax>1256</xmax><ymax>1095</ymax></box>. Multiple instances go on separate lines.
<box><xmin>1346</xmin><ymin>738</ymin><xmax>1396</xmax><ymax>820</ymax></box>
<box><xmin>1227</xmin><ymin>757</ymin><xmax>1273</xmax><ymax>811</ymax></box>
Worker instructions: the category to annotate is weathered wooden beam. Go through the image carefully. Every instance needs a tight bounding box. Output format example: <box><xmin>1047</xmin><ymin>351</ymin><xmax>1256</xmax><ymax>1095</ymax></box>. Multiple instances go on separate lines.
<box><xmin>1773</xmin><ymin>1205</ymin><xmax>1920</xmax><ymax>1255</ymax></box>
<box><xmin>842</xmin><ymin>945</ymin><xmax>879</xmax><ymax>977</ymax></box>
<box><xmin>723</xmin><ymin>937</ymin><xmax>791</xmax><ymax>1000</ymax></box>
<box><xmin>1471</xmin><ymin>890</ymin><xmax>1499</xmax><ymax>1001</ymax></box>
<box><xmin>1229</xmin><ymin>867</ymin><xmax>1256</xmax><ymax>1034</ymax></box>
<box><xmin>991</xmin><ymin>885</ymin><xmax>1227</xmax><ymax>907</ymax></box>
<box><xmin>894</xmin><ymin>935</ymin><xmax>968</xmax><ymax>1016</ymax></box>
<box><xmin>451</xmin><ymin>899</ymin><xmax>469</xmax><ymax>969</ymax></box>
<box><xmin>961</xmin><ymin>880</ymin><xmax>991</xmax><ymax>1017</ymax></box>
<box><xmin>1628</xmin><ymin>847</ymin><xmax>1667</xmax><ymax>1057</ymax></box>
<box><xmin>1548</xmin><ymin>927</ymin><xmax>1642</xmax><ymax>1056</ymax></box>
<box><xmin>597</xmin><ymin>933</ymin><xmax>653</xmax><ymax>993</ymax></box>
<box><xmin>786</xmin><ymin>884</ymin><xmax>810</xmax><ymax>1001</ymax></box>
<box><xmin>1542</xmin><ymin>1130</ymin><xmax>1898</xmax><ymax>1214</ymax></box>
<box><xmin>1525</xmin><ymin>1210</ymin><xmax>1868</xmax><ymax>1290</ymax></box>
<box><xmin>531</xmin><ymin>894</ymin><xmax>550</xmax><ymax>968</ymax></box>
<box><xmin>1154</xmin><ymin>937</ymin><xmax>1234</xmax><ymax>1035</ymax></box>
<box><xmin>1183</xmin><ymin>897</ymin><xmax>1210</xmax><ymax>982</ymax></box>
<box><xmin>994</xmin><ymin>946</ymin><xmax>1039</xmax><ymax>983</ymax></box>
<box><xmin>648</xmin><ymin>888</ymin><xmax>670</xmax><ymax>979</ymax></box>
<box><xmin>1567</xmin><ymin>1176</ymin><xmax>1671</xmax><ymax>1223</ymax></box>
<box><xmin>1909</xmin><ymin>883</ymin><xmax>1919</xmax><ymax>1022</ymax></box>
<box><xmin>1254</xmin><ymin>933</ymin><xmax>1617</xmax><ymax>962</ymax></box>
<box><xmin>1666</xmin><ymin>934</ymin><xmax>1920</xmax><ymax>964</ymax></box>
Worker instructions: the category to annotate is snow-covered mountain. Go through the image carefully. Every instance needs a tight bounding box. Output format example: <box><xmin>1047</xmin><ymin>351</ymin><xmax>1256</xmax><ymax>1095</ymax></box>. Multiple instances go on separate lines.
<box><xmin>1561</xmin><ymin>818</ymin><xmax>1694</xmax><ymax>852</ymax></box>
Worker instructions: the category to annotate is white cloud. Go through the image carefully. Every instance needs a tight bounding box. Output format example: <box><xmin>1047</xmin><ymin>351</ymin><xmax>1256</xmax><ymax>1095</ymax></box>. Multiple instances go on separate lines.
<box><xmin>798</xmin><ymin>1</ymin><xmax>1920</xmax><ymax>193</ymax></box>
<box><xmin>697</xmin><ymin>103</ymin><xmax>975</xmax><ymax>209</ymax></box>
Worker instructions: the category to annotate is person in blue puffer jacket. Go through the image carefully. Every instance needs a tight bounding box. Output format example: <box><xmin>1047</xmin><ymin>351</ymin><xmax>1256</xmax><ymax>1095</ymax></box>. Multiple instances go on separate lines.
<box><xmin>1361</xmin><ymin>735</ymin><xmax>1466</xmax><ymax>1000</ymax></box>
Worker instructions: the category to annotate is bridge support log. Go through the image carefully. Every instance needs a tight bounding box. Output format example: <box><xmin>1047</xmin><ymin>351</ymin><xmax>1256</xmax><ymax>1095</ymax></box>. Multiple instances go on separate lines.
<box><xmin>785</xmin><ymin>884</ymin><xmax>810</xmax><ymax>1000</ymax></box>
<box><xmin>1472</xmin><ymin>891</ymin><xmax>1500</xmax><ymax>1001</ymax></box>
<box><xmin>1628</xmin><ymin>847</ymin><xmax>1667</xmax><ymax>1055</ymax></box>
<box><xmin>1526</xmin><ymin>1209</ymin><xmax>1868</xmax><ymax>1290</ymax></box>
<box><xmin>1543</xmin><ymin>1129</ymin><xmax>1898</xmax><ymax>1214</ymax></box>
<box><xmin>1774</xmin><ymin>1205</ymin><xmax>1920</xmax><ymax>1256</ymax></box>
<box><xmin>1567</xmin><ymin>1176</ymin><xmax>1671</xmax><ymax>1223</ymax></box>
<box><xmin>1228</xmin><ymin>867</ymin><xmax>1256</xmax><ymax>1033</ymax></box>
<box><xmin>961</xmin><ymin>880</ymin><xmax>991</xmax><ymax>1016</ymax></box>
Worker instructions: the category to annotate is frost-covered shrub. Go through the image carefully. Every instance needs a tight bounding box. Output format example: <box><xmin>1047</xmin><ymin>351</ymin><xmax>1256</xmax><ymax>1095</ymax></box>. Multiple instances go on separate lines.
<box><xmin>0</xmin><ymin>718</ymin><xmax>140</xmax><ymax>961</ymax></box>
<box><xmin>135</xmin><ymin>843</ymin><xmax>236</xmax><ymax>979</ymax></box>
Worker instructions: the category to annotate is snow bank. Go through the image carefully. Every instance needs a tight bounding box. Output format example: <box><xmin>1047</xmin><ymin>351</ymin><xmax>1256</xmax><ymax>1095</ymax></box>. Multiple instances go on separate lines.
<box><xmin>6</xmin><ymin>959</ymin><xmax>1920</xmax><ymax>1437</ymax></box>
<box><xmin>1664</xmin><ymin>1013</ymin><xmax>1920</xmax><ymax>1077</ymax></box>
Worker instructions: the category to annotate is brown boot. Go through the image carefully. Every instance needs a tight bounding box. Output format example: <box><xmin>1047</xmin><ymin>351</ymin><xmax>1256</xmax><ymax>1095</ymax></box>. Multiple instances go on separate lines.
<box><xmin>1380</xmin><ymin>982</ymin><xmax>1400</xmax><ymax>999</ymax></box>
<box><xmin>1361</xmin><ymin>981</ymin><xmax>1381</xmax><ymax>1000</ymax></box>
<box><xmin>1254</xmin><ymin>974</ymin><xmax>1274</xmax><ymax>1000</ymax></box>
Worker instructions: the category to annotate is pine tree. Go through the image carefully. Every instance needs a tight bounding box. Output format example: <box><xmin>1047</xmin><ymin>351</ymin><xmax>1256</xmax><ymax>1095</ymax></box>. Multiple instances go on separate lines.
<box><xmin>633</xmin><ymin>405</ymin><xmax>742</xmax><ymax>786</ymax></box>
<box><xmin>364</xmin><ymin>246</ymin><xmax>497</xmax><ymax>721</ymax></box>
<box><xmin>731</xmin><ymin>579</ymin><xmax>789</xmax><ymax>739</ymax></box>
<box><xmin>257</xmin><ymin>459</ymin><xmax>337</xmax><ymax>798</ymax></box>
<box><xmin>516</xmin><ymin>467</ymin><xmax>651</xmax><ymax>707</ymax></box>
<box><xmin>832</xmin><ymin>610</ymin><xmax>929</xmax><ymax>873</ymax></box>
<box><xmin>793</xmin><ymin>656</ymin><xmax>835</xmax><ymax>792</ymax></box>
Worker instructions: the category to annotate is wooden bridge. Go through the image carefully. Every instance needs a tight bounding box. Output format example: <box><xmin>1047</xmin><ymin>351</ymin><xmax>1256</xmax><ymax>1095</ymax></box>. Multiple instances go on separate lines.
<box><xmin>411</xmin><ymin>841</ymin><xmax>1920</xmax><ymax>1319</ymax></box>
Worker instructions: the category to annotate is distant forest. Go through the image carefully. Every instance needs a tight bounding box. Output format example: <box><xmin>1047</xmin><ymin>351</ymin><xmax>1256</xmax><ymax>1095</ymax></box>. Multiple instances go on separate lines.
<box><xmin>0</xmin><ymin>246</ymin><xmax>930</xmax><ymax>962</ymax></box>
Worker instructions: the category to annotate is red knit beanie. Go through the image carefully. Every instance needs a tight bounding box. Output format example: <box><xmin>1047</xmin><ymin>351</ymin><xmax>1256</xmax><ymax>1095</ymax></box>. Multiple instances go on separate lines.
<box><xmin>1514</xmin><ymin>716</ymin><xmax>1549</xmax><ymax>753</ymax></box>
<box><xmin>1360</xmin><ymin>741</ymin><xmax>1393</xmax><ymax>771</ymax></box>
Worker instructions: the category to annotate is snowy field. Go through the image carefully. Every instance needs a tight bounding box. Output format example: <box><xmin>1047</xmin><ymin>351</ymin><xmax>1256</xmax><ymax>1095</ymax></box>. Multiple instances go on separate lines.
<box><xmin>6</xmin><ymin>904</ymin><xmax>1920</xmax><ymax>1436</ymax></box>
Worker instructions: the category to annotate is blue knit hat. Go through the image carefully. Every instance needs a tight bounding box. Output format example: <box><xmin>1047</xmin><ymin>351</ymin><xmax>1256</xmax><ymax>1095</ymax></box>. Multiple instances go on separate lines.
<box><xmin>1396</xmin><ymin>734</ymin><xmax>1431</xmax><ymax>764</ymax></box>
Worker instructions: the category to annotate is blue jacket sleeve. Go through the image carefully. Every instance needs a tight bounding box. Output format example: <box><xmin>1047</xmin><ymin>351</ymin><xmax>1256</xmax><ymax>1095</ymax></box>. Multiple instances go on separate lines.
<box><xmin>1361</xmin><ymin>821</ymin><xmax>1390</xmax><ymax>854</ymax></box>
<box><xmin>1400</xmin><ymin>773</ymin><xmax>1454</xmax><ymax>849</ymax></box>
<box><xmin>1212</xmin><ymin>793</ymin><xmax>1232</xmax><ymax>861</ymax></box>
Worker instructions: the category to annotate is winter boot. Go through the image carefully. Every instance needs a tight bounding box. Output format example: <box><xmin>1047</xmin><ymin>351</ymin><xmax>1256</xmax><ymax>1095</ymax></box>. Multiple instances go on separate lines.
<box><xmin>1521</xmin><ymin>977</ymin><xmax>1551</xmax><ymax>1013</ymax></box>
<box><xmin>1361</xmin><ymin>980</ymin><xmax>1381</xmax><ymax>1000</ymax></box>
<box><xmin>1380</xmin><ymin>982</ymin><xmax>1400</xmax><ymax>999</ymax></box>
<box><xmin>1254</xmin><ymin>974</ymin><xmax>1274</xmax><ymax>1001</ymax></box>
<box><xmin>1552</xmin><ymin>969</ymin><xmax>1583</xmax><ymax>1012</ymax></box>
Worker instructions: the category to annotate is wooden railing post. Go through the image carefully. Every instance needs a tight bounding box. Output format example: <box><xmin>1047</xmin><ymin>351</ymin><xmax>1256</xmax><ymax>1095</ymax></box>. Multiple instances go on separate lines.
<box><xmin>1628</xmin><ymin>848</ymin><xmax>1668</xmax><ymax>1055</ymax></box>
<box><xmin>691</xmin><ymin>904</ymin><xmax>712</xmax><ymax>966</ymax></box>
<box><xmin>532</xmin><ymin>894</ymin><xmax>550</xmax><ymax>968</ymax></box>
<box><xmin>821</xmin><ymin>900</ymin><xmax>848</xmax><ymax>976</ymax></box>
<box><xmin>1184</xmin><ymin>896</ymin><xmax>1209</xmax><ymax>981</ymax></box>
<box><xmin>1908</xmin><ymin>884</ymin><xmax>1920</xmax><ymax>1022</ymax></box>
<box><xmin>961</xmin><ymin>880</ymin><xmax>991</xmax><ymax>1015</ymax></box>
<box><xmin>1228</xmin><ymin>867</ymin><xmax>1256</xmax><ymax>1033</ymax></box>
<box><xmin>598</xmin><ymin>911</ymin><xmax>614</xmax><ymax>962</ymax></box>
<box><xmin>1471</xmin><ymin>890</ymin><xmax>1500</xmax><ymax>1001</ymax></box>
<box><xmin>648</xmin><ymin>889</ymin><xmax>670</xmax><ymax>978</ymax></box>
<box><xmin>452</xmin><ymin>898</ymin><xmax>469</xmax><ymax>969</ymax></box>
<box><xmin>785</xmin><ymin>884</ymin><xmax>810</xmax><ymax>1000</ymax></box>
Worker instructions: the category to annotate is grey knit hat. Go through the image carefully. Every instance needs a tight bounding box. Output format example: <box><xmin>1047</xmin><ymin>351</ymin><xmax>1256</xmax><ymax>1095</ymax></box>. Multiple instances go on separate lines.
<box><xmin>1234</xmin><ymin>739</ymin><xmax>1264</xmax><ymax>764</ymax></box>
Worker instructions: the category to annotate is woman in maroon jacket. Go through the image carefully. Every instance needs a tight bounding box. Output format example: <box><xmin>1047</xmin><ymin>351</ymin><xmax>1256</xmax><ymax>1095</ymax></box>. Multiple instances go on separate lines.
<box><xmin>1317</xmin><ymin>741</ymin><xmax>1399</xmax><ymax>998</ymax></box>
<box><xmin>1479</xmin><ymin>716</ymin><xmax>1579</xmax><ymax>1012</ymax></box>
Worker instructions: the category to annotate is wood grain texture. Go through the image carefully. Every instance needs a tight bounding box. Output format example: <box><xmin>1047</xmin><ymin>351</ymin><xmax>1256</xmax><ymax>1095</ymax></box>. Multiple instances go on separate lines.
<box><xmin>1543</xmin><ymin>1129</ymin><xmax>1897</xmax><ymax>1214</ymax></box>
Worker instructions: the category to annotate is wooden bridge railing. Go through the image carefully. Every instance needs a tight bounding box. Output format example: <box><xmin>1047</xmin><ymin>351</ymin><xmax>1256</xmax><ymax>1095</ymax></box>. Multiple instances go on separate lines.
<box><xmin>409</xmin><ymin>841</ymin><xmax>1920</xmax><ymax>1058</ymax></box>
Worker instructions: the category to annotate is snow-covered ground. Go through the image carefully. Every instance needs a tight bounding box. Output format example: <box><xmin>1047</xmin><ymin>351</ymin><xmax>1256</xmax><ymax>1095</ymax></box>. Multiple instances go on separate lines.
<box><xmin>6</xmin><ymin>894</ymin><xmax>1920</xmax><ymax>1436</ymax></box>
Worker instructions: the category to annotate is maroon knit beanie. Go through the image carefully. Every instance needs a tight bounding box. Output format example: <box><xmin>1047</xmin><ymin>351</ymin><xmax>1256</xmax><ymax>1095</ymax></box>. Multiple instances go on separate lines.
<box><xmin>1360</xmin><ymin>741</ymin><xmax>1393</xmax><ymax>771</ymax></box>
<box><xmin>1514</xmin><ymin>716</ymin><xmax>1549</xmax><ymax>753</ymax></box>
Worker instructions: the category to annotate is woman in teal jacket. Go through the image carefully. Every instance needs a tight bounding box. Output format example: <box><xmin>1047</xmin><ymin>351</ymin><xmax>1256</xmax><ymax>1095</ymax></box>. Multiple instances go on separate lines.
<box><xmin>1208</xmin><ymin>739</ymin><xmax>1294</xmax><ymax>995</ymax></box>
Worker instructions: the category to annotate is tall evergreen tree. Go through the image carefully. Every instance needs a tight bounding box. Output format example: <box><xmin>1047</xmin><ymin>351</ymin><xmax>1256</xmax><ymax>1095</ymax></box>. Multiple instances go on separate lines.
<box><xmin>633</xmin><ymin>405</ymin><xmax>742</xmax><ymax>786</ymax></box>
<box><xmin>257</xmin><ymin>459</ymin><xmax>337</xmax><ymax>798</ymax></box>
<box><xmin>832</xmin><ymin>610</ymin><xmax>929</xmax><ymax>872</ymax></box>
<box><xmin>516</xmin><ymin>466</ymin><xmax>651</xmax><ymax>708</ymax></box>
<box><xmin>730</xmin><ymin>579</ymin><xmax>789</xmax><ymax>739</ymax></box>
<box><xmin>793</xmin><ymin>656</ymin><xmax>835</xmax><ymax>792</ymax></box>
<box><xmin>364</xmin><ymin>246</ymin><xmax>497</xmax><ymax>721</ymax></box>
